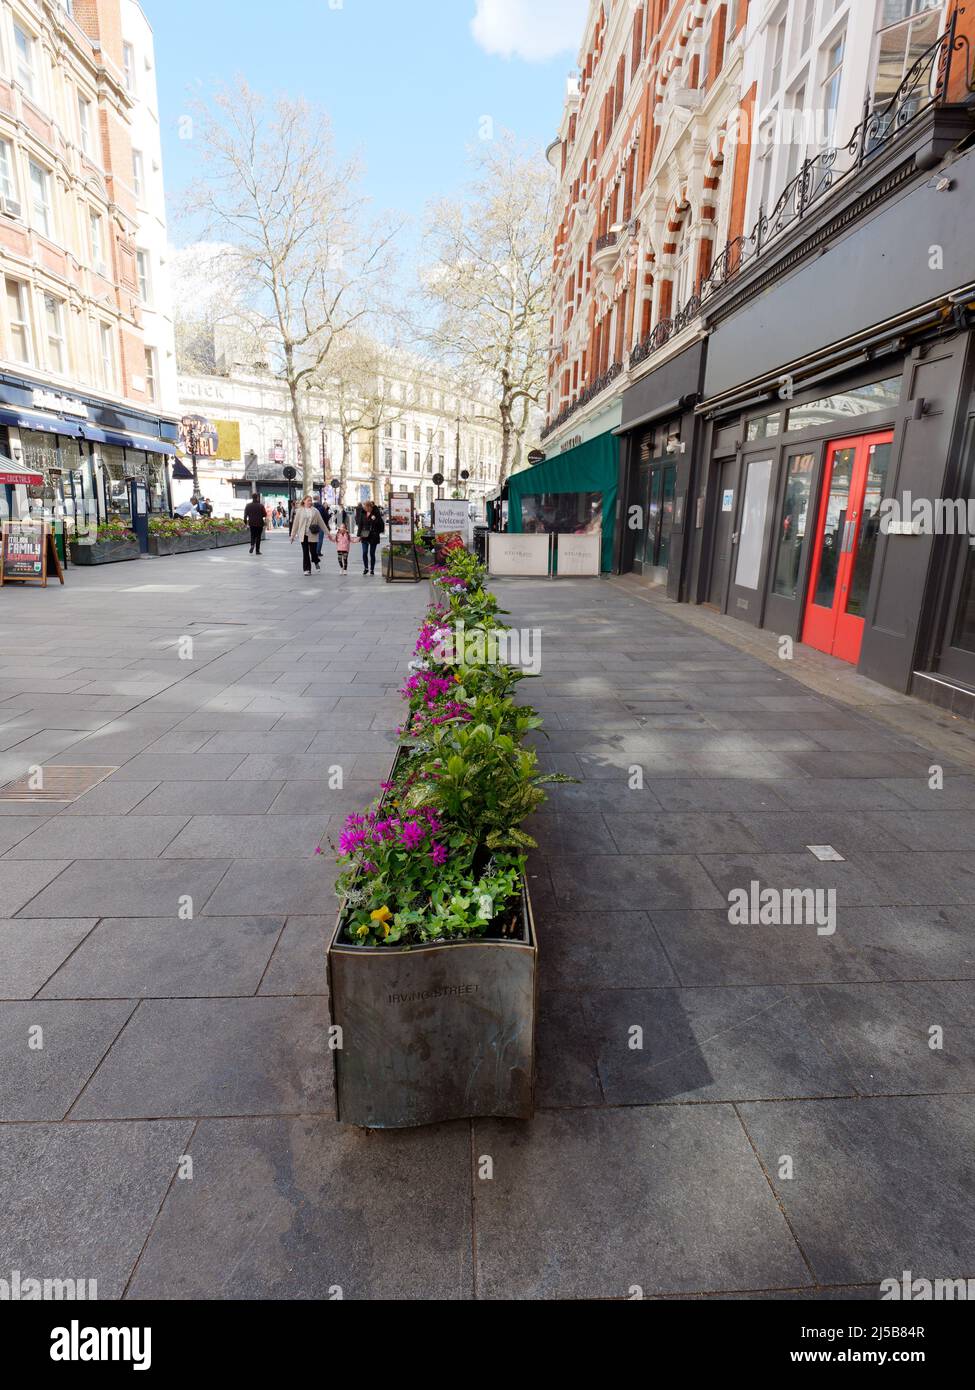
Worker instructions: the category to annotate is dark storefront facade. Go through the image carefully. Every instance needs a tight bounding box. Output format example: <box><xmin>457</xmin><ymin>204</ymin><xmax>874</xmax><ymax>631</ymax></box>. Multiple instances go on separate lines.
<box><xmin>682</xmin><ymin>89</ymin><xmax>975</xmax><ymax>711</ymax></box>
<box><xmin>617</xmin><ymin>337</ymin><xmax>706</xmax><ymax>599</ymax></box>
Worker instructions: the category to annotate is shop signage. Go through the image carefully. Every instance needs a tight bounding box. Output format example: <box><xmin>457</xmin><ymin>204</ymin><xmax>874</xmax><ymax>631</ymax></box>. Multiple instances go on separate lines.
<box><xmin>559</xmin><ymin>436</ymin><xmax>583</xmax><ymax>453</ymax></box>
<box><xmin>212</xmin><ymin>420</ymin><xmax>241</xmax><ymax>462</ymax></box>
<box><xmin>488</xmin><ymin>533</ymin><xmax>551</xmax><ymax>577</ymax></box>
<box><xmin>31</xmin><ymin>389</ymin><xmax>89</xmax><ymax>418</ymax></box>
<box><xmin>179</xmin><ymin>414</ymin><xmax>219</xmax><ymax>457</ymax></box>
<box><xmin>0</xmin><ymin>521</ymin><xmax>64</xmax><ymax>588</ymax></box>
<box><xmin>434</xmin><ymin>499</ymin><xmax>471</xmax><ymax>545</ymax></box>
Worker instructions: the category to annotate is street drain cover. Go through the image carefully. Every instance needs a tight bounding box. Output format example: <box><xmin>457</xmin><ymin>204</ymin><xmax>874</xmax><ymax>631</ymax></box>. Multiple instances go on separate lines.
<box><xmin>0</xmin><ymin>766</ymin><xmax>117</xmax><ymax>803</ymax></box>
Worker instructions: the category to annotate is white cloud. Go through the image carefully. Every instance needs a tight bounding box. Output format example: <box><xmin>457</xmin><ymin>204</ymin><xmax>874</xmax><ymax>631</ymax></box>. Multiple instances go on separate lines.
<box><xmin>471</xmin><ymin>0</ymin><xmax>589</xmax><ymax>64</ymax></box>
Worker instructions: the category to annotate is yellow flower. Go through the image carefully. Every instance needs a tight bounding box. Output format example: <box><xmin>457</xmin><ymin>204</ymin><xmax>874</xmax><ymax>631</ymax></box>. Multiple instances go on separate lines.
<box><xmin>371</xmin><ymin>906</ymin><xmax>393</xmax><ymax>925</ymax></box>
<box><xmin>356</xmin><ymin>925</ymin><xmax>369</xmax><ymax>939</ymax></box>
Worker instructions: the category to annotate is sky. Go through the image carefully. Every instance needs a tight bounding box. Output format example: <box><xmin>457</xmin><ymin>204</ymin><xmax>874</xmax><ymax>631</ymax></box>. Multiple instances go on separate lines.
<box><xmin>146</xmin><ymin>0</ymin><xmax>589</xmax><ymax>257</ymax></box>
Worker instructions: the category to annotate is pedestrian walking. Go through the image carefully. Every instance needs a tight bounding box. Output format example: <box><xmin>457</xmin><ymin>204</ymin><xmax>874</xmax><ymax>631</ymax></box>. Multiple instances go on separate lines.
<box><xmin>357</xmin><ymin>500</ymin><xmax>385</xmax><ymax>576</ymax></box>
<box><xmin>290</xmin><ymin>495</ymin><xmax>324</xmax><ymax>575</ymax></box>
<box><xmin>244</xmin><ymin>493</ymin><xmax>267</xmax><ymax>555</ymax></box>
<box><xmin>313</xmin><ymin>498</ymin><xmax>330</xmax><ymax>565</ymax></box>
<box><xmin>328</xmin><ymin>522</ymin><xmax>352</xmax><ymax>573</ymax></box>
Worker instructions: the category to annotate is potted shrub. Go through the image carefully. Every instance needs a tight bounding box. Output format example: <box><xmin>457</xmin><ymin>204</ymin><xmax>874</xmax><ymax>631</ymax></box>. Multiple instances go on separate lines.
<box><xmin>147</xmin><ymin>517</ymin><xmax>187</xmax><ymax>555</ymax></box>
<box><xmin>327</xmin><ymin>551</ymin><xmax>568</xmax><ymax>1130</ymax></box>
<box><xmin>69</xmin><ymin>520</ymin><xmax>141</xmax><ymax>566</ymax></box>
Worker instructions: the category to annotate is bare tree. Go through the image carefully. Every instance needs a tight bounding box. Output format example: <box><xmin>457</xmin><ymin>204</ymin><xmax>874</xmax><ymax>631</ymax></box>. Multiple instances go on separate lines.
<box><xmin>188</xmin><ymin>81</ymin><xmax>401</xmax><ymax>478</ymax></box>
<box><xmin>420</xmin><ymin>134</ymin><xmax>553</xmax><ymax>485</ymax></box>
<box><xmin>316</xmin><ymin>337</ymin><xmax>412</xmax><ymax>506</ymax></box>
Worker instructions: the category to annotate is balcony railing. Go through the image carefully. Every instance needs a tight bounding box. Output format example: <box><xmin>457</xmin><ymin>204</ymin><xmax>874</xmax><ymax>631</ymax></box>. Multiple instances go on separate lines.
<box><xmin>628</xmin><ymin>15</ymin><xmax>971</xmax><ymax>372</ymax></box>
<box><xmin>541</xmin><ymin>361</ymin><xmax>623</xmax><ymax>440</ymax></box>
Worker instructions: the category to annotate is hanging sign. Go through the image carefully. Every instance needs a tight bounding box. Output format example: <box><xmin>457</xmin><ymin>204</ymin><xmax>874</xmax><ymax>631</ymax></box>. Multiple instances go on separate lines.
<box><xmin>0</xmin><ymin>521</ymin><xmax>65</xmax><ymax>587</ymax></box>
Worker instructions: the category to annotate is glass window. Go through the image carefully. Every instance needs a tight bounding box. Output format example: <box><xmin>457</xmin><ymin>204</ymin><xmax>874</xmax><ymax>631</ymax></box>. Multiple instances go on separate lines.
<box><xmin>821</xmin><ymin>30</ymin><xmax>846</xmax><ymax>139</ymax></box>
<box><xmin>0</xmin><ymin>140</ymin><xmax>17</xmax><ymax>202</ymax></box>
<box><xmin>44</xmin><ymin>293</ymin><xmax>66</xmax><ymax>374</ymax></box>
<box><xmin>773</xmin><ymin>452</ymin><xmax>815</xmax><ymax>598</ymax></box>
<box><xmin>768</xmin><ymin>14</ymin><xmax>787</xmax><ymax>91</ymax></box>
<box><xmin>89</xmin><ymin>210</ymin><xmax>104</xmax><ymax>268</ymax></box>
<box><xmin>144</xmin><ymin>347</ymin><xmax>157</xmax><ymax>401</ymax></box>
<box><xmin>813</xmin><ymin>446</ymin><xmax>856</xmax><ymax>607</ymax></box>
<box><xmin>746</xmin><ymin>411</ymin><xmax>782</xmax><ymax>441</ymax></box>
<box><xmin>136</xmin><ymin>249</ymin><xmax>151</xmax><ymax>301</ymax></box>
<box><xmin>78</xmin><ymin>95</ymin><xmax>92</xmax><ymax>156</ymax></box>
<box><xmin>122</xmin><ymin>42</ymin><xmax>135</xmax><ymax>93</ymax></box>
<box><xmin>132</xmin><ymin>150</ymin><xmax>144</xmax><ymax>199</ymax></box>
<box><xmin>735</xmin><ymin>458</ymin><xmax>774</xmax><ymax>589</ymax></box>
<box><xmin>14</xmin><ymin>25</ymin><xmax>36</xmax><ymax>99</ymax></box>
<box><xmin>5</xmin><ymin>278</ymin><xmax>32</xmax><ymax>362</ymax></box>
<box><xmin>95</xmin><ymin>320</ymin><xmax>116</xmax><ymax>390</ymax></box>
<box><xmin>875</xmin><ymin>1</ymin><xmax>943</xmax><ymax>104</ymax></box>
<box><xmin>786</xmin><ymin>377</ymin><xmax>901</xmax><ymax>431</ymax></box>
<box><xmin>847</xmin><ymin>441</ymin><xmax>892</xmax><ymax>616</ymax></box>
<box><xmin>29</xmin><ymin>161</ymin><xmax>52</xmax><ymax>238</ymax></box>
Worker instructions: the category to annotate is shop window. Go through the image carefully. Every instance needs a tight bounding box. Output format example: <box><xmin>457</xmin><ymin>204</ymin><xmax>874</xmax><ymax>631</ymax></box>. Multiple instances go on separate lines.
<box><xmin>101</xmin><ymin>449</ymin><xmax>132</xmax><ymax>521</ymax></box>
<box><xmin>745</xmin><ymin>411</ymin><xmax>781</xmax><ymax>441</ymax></box>
<box><xmin>735</xmin><ymin>458</ymin><xmax>774</xmax><ymax>589</ymax></box>
<box><xmin>785</xmin><ymin>377</ymin><xmax>901</xmax><ymax>431</ymax></box>
<box><xmin>772</xmin><ymin>452</ymin><xmax>815</xmax><ymax>598</ymax></box>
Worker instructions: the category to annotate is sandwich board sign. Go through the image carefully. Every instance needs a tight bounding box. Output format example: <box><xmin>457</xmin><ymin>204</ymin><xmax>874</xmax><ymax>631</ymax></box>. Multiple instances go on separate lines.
<box><xmin>0</xmin><ymin>521</ymin><xmax>64</xmax><ymax>587</ymax></box>
<box><xmin>385</xmin><ymin>493</ymin><xmax>421</xmax><ymax>584</ymax></box>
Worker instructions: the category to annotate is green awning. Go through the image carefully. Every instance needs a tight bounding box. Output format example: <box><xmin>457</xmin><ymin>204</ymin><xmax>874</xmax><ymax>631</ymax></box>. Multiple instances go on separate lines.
<box><xmin>506</xmin><ymin>431</ymin><xmax>619</xmax><ymax>572</ymax></box>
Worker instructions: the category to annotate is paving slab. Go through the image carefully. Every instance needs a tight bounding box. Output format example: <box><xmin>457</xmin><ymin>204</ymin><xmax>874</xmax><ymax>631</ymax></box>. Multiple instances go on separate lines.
<box><xmin>737</xmin><ymin>1096</ymin><xmax>975</xmax><ymax>1285</ymax></box>
<box><xmin>39</xmin><ymin>916</ymin><xmax>285</xmax><ymax>999</ymax></box>
<box><xmin>0</xmin><ymin>999</ymin><xmax>134</xmax><ymax>1119</ymax></box>
<box><xmin>0</xmin><ymin>917</ymin><xmax>98</xmax><ymax>999</ymax></box>
<box><xmin>0</xmin><ymin>1120</ymin><xmax>193</xmax><ymax>1299</ymax></box>
<box><xmin>70</xmin><ymin>996</ymin><xmax>333</xmax><ymax>1119</ymax></box>
<box><xmin>126</xmin><ymin>1116</ymin><xmax>472</xmax><ymax>1300</ymax></box>
<box><xmin>473</xmin><ymin>1107</ymin><xmax>811</xmax><ymax>1299</ymax></box>
<box><xmin>4</xmin><ymin>815</ymin><xmax>188</xmax><ymax>860</ymax></box>
<box><xmin>18</xmin><ymin>859</ymin><xmax>231</xmax><ymax>919</ymax></box>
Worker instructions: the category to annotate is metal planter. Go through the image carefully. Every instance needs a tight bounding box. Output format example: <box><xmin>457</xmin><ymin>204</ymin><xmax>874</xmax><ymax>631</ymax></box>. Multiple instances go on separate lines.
<box><xmin>214</xmin><ymin>531</ymin><xmax>249</xmax><ymax>547</ymax></box>
<box><xmin>68</xmin><ymin>540</ymin><xmax>141</xmax><ymax>565</ymax></box>
<box><xmin>328</xmin><ymin>888</ymin><xmax>537</xmax><ymax>1130</ymax></box>
<box><xmin>327</xmin><ymin>748</ymin><xmax>538</xmax><ymax>1130</ymax></box>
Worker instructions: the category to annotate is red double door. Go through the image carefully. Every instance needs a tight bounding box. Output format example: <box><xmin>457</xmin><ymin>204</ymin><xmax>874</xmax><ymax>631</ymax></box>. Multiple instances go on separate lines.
<box><xmin>802</xmin><ymin>431</ymin><xmax>893</xmax><ymax>666</ymax></box>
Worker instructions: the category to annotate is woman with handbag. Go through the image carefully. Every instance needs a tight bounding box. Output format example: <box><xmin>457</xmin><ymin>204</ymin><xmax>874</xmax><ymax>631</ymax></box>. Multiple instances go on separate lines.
<box><xmin>290</xmin><ymin>496</ymin><xmax>323</xmax><ymax>575</ymax></box>
<box><xmin>357</xmin><ymin>500</ymin><xmax>385</xmax><ymax>577</ymax></box>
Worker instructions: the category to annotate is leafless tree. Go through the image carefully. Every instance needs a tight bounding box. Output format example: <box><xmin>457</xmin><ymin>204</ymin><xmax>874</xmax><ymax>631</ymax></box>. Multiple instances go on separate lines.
<box><xmin>420</xmin><ymin>133</ymin><xmax>553</xmax><ymax>485</ymax></box>
<box><xmin>188</xmin><ymin>81</ymin><xmax>401</xmax><ymax>479</ymax></box>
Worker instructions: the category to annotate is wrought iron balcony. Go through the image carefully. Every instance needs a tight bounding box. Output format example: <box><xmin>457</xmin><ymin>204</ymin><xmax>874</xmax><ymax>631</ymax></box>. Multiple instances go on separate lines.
<box><xmin>541</xmin><ymin>361</ymin><xmax>624</xmax><ymax>440</ymax></box>
<box><xmin>630</xmin><ymin>15</ymin><xmax>973</xmax><ymax>374</ymax></box>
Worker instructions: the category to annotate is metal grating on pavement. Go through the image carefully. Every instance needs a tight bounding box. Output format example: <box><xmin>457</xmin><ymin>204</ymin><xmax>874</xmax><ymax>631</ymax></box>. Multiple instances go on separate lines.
<box><xmin>0</xmin><ymin>766</ymin><xmax>117</xmax><ymax>803</ymax></box>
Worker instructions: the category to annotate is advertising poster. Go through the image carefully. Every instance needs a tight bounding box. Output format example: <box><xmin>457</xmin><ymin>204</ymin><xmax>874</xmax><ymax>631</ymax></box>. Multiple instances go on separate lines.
<box><xmin>389</xmin><ymin>493</ymin><xmax>414</xmax><ymax>543</ymax></box>
<box><xmin>434</xmin><ymin>498</ymin><xmax>472</xmax><ymax>550</ymax></box>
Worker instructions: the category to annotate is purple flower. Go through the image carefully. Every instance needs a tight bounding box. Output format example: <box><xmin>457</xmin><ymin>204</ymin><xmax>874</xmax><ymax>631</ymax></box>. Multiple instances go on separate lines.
<box><xmin>399</xmin><ymin>821</ymin><xmax>426</xmax><ymax>852</ymax></box>
<box><xmin>431</xmin><ymin>844</ymin><xmax>448</xmax><ymax>867</ymax></box>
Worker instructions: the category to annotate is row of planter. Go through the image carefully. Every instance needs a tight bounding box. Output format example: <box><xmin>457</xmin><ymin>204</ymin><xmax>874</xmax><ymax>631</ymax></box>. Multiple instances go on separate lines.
<box><xmin>327</xmin><ymin>549</ymin><xmax>557</xmax><ymax>1130</ymax></box>
<box><xmin>69</xmin><ymin>530</ymin><xmax>250</xmax><ymax>565</ymax></box>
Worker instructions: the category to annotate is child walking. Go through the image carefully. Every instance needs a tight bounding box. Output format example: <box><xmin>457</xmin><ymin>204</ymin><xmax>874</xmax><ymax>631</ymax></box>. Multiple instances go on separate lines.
<box><xmin>329</xmin><ymin>523</ymin><xmax>351</xmax><ymax>573</ymax></box>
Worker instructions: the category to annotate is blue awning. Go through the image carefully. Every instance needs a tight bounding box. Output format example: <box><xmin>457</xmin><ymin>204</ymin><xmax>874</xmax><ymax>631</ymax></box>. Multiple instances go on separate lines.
<box><xmin>0</xmin><ymin>406</ymin><xmax>85</xmax><ymax>436</ymax></box>
<box><xmin>80</xmin><ymin>425</ymin><xmax>176</xmax><ymax>455</ymax></box>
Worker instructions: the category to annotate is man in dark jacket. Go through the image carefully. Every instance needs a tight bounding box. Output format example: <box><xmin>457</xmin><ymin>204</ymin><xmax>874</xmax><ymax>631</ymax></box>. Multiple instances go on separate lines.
<box><xmin>244</xmin><ymin>493</ymin><xmax>267</xmax><ymax>555</ymax></box>
<box><xmin>313</xmin><ymin>499</ymin><xmax>330</xmax><ymax>563</ymax></box>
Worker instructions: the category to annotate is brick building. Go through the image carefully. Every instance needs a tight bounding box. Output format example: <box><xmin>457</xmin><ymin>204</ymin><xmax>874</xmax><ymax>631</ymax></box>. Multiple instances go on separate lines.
<box><xmin>0</xmin><ymin>0</ymin><xmax>178</xmax><ymax>545</ymax></box>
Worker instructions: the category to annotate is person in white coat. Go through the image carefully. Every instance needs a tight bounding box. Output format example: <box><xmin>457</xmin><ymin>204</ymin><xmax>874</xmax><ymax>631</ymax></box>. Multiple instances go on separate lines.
<box><xmin>290</xmin><ymin>496</ymin><xmax>324</xmax><ymax>575</ymax></box>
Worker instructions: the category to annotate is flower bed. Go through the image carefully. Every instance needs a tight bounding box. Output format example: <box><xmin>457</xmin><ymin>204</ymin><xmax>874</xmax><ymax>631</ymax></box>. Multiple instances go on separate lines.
<box><xmin>69</xmin><ymin>521</ymin><xmax>141</xmax><ymax>566</ymax></box>
<box><xmin>327</xmin><ymin>545</ymin><xmax>566</xmax><ymax>1128</ymax></box>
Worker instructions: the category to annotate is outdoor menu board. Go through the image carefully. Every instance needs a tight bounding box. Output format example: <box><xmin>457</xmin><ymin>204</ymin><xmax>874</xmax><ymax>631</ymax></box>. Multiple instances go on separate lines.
<box><xmin>0</xmin><ymin>521</ymin><xmax>65</xmax><ymax>587</ymax></box>
<box><xmin>389</xmin><ymin>493</ymin><xmax>414</xmax><ymax>543</ymax></box>
<box><xmin>385</xmin><ymin>494</ymin><xmax>421</xmax><ymax>585</ymax></box>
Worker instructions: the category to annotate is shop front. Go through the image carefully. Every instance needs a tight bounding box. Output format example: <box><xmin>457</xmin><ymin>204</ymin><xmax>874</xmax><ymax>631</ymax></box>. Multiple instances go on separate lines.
<box><xmin>506</xmin><ymin>430</ymin><xmax>619</xmax><ymax>574</ymax></box>
<box><xmin>616</xmin><ymin>338</ymin><xmax>706</xmax><ymax>595</ymax></box>
<box><xmin>688</xmin><ymin>101</ymin><xmax>975</xmax><ymax>701</ymax></box>
<box><xmin>0</xmin><ymin>377</ymin><xmax>179</xmax><ymax>561</ymax></box>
